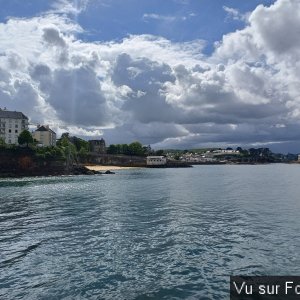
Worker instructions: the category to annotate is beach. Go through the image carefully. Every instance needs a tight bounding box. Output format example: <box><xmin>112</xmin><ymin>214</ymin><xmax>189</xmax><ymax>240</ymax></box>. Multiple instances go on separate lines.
<box><xmin>85</xmin><ymin>165</ymin><xmax>137</xmax><ymax>171</ymax></box>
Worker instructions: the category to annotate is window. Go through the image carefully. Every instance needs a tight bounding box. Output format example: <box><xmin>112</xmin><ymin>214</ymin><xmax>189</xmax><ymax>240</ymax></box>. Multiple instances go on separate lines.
<box><xmin>15</xmin><ymin>124</ymin><xmax>18</xmax><ymax>128</ymax></box>
<box><xmin>15</xmin><ymin>130</ymin><xmax>18</xmax><ymax>133</ymax></box>
<box><xmin>9</xmin><ymin>129</ymin><xmax>11</xmax><ymax>133</ymax></box>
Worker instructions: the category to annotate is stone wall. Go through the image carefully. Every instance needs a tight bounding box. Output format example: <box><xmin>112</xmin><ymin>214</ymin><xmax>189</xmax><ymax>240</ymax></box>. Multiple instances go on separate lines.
<box><xmin>88</xmin><ymin>153</ymin><xmax>146</xmax><ymax>167</ymax></box>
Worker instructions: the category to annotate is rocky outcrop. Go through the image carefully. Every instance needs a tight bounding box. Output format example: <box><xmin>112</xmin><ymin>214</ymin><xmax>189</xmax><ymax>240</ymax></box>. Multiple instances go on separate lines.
<box><xmin>0</xmin><ymin>148</ymin><xmax>104</xmax><ymax>177</ymax></box>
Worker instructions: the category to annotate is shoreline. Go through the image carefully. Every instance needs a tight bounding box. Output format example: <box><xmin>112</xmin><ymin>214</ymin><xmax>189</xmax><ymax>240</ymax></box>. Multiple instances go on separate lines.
<box><xmin>85</xmin><ymin>165</ymin><xmax>139</xmax><ymax>171</ymax></box>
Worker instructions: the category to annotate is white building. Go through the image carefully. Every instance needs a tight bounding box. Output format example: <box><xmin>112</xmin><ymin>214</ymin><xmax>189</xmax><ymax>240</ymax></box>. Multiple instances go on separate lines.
<box><xmin>146</xmin><ymin>156</ymin><xmax>167</xmax><ymax>166</ymax></box>
<box><xmin>33</xmin><ymin>125</ymin><xmax>56</xmax><ymax>146</ymax></box>
<box><xmin>0</xmin><ymin>108</ymin><xmax>29</xmax><ymax>145</ymax></box>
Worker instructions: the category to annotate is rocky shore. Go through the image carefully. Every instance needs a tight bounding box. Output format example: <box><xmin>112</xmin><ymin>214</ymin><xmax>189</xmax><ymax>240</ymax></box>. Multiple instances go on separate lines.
<box><xmin>0</xmin><ymin>148</ymin><xmax>116</xmax><ymax>178</ymax></box>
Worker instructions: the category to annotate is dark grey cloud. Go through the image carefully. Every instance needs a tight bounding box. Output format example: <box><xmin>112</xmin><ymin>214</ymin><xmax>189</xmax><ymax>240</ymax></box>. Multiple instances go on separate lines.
<box><xmin>112</xmin><ymin>53</ymin><xmax>180</xmax><ymax>123</ymax></box>
<box><xmin>42</xmin><ymin>66</ymin><xmax>114</xmax><ymax>126</ymax></box>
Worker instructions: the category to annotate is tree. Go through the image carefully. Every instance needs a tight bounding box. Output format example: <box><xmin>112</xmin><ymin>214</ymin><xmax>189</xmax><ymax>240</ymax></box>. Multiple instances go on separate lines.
<box><xmin>78</xmin><ymin>146</ymin><xmax>88</xmax><ymax>161</ymax></box>
<box><xmin>128</xmin><ymin>141</ymin><xmax>144</xmax><ymax>156</ymax></box>
<box><xmin>18</xmin><ymin>130</ymin><xmax>33</xmax><ymax>147</ymax></box>
<box><xmin>72</xmin><ymin>137</ymin><xmax>90</xmax><ymax>152</ymax></box>
<box><xmin>143</xmin><ymin>145</ymin><xmax>153</xmax><ymax>156</ymax></box>
<box><xmin>0</xmin><ymin>137</ymin><xmax>5</xmax><ymax>147</ymax></box>
<box><xmin>107</xmin><ymin>144</ymin><xmax>118</xmax><ymax>154</ymax></box>
<box><xmin>107</xmin><ymin>141</ymin><xmax>146</xmax><ymax>156</ymax></box>
<box><xmin>155</xmin><ymin>149</ymin><xmax>164</xmax><ymax>156</ymax></box>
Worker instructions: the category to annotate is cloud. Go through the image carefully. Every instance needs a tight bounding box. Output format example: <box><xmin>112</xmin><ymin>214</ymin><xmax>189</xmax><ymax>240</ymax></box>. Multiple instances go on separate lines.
<box><xmin>223</xmin><ymin>6</ymin><xmax>248</xmax><ymax>22</ymax></box>
<box><xmin>249</xmin><ymin>0</ymin><xmax>300</xmax><ymax>58</ymax></box>
<box><xmin>43</xmin><ymin>27</ymin><xmax>67</xmax><ymax>47</ymax></box>
<box><xmin>50</xmin><ymin>0</ymin><xmax>89</xmax><ymax>16</ymax></box>
<box><xmin>1</xmin><ymin>0</ymin><xmax>300</xmax><ymax>152</ymax></box>
<box><xmin>143</xmin><ymin>14</ymin><xmax>178</xmax><ymax>22</ymax></box>
<box><xmin>142</xmin><ymin>13</ymin><xmax>193</xmax><ymax>22</ymax></box>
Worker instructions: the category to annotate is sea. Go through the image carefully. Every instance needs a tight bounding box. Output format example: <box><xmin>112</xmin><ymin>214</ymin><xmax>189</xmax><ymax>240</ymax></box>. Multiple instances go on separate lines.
<box><xmin>1</xmin><ymin>164</ymin><xmax>300</xmax><ymax>300</ymax></box>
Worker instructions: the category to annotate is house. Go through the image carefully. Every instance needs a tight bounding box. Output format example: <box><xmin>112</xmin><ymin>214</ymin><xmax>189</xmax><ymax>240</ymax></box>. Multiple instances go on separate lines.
<box><xmin>33</xmin><ymin>125</ymin><xmax>56</xmax><ymax>146</ymax></box>
<box><xmin>0</xmin><ymin>108</ymin><xmax>29</xmax><ymax>145</ymax></box>
<box><xmin>146</xmin><ymin>156</ymin><xmax>167</xmax><ymax>166</ymax></box>
<box><xmin>89</xmin><ymin>138</ymin><xmax>106</xmax><ymax>153</ymax></box>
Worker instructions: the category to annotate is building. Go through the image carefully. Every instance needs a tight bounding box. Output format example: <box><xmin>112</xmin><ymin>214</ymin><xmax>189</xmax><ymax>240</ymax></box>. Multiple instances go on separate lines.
<box><xmin>89</xmin><ymin>138</ymin><xmax>106</xmax><ymax>153</ymax></box>
<box><xmin>33</xmin><ymin>125</ymin><xmax>56</xmax><ymax>146</ymax></box>
<box><xmin>0</xmin><ymin>108</ymin><xmax>29</xmax><ymax>145</ymax></box>
<box><xmin>146</xmin><ymin>156</ymin><xmax>167</xmax><ymax>166</ymax></box>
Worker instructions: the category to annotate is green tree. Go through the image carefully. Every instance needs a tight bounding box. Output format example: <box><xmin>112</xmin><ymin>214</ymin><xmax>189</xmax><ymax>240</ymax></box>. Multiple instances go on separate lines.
<box><xmin>120</xmin><ymin>144</ymin><xmax>129</xmax><ymax>155</ymax></box>
<box><xmin>78</xmin><ymin>146</ymin><xmax>88</xmax><ymax>159</ymax></box>
<box><xmin>72</xmin><ymin>136</ymin><xmax>90</xmax><ymax>152</ymax></box>
<box><xmin>155</xmin><ymin>149</ymin><xmax>164</xmax><ymax>156</ymax></box>
<box><xmin>107</xmin><ymin>144</ymin><xmax>118</xmax><ymax>154</ymax></box>
<box><xmin>57</xmin><ymin>136</ymin><xmax>70</xmax><ymax>148</ymax></box>
<box><xmin>0</xmin><ymin>137</ymin><xmax>5</xmax><ymax>147</ymax></box>
<box><xmin>128</xmin><ymin>141</ymin><xmax>144</xmax><ymax>156</ymax></box>
<box><xmin>18</xmin><ymin>130</ymin><xmax>33</xmax><ymax>147</ymax></box>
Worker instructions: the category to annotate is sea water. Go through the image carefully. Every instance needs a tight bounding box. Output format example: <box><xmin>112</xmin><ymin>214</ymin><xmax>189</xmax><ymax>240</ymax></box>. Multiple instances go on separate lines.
<box><xmin>1</xmin><ymin>165</ymin><xmax>300</xmax><ymax>299</ymax></box>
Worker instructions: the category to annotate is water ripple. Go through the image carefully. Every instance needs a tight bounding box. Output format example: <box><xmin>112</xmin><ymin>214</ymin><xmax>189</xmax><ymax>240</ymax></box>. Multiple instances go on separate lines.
<box><xmin>1</xmin><ymin>165</ymin><xmax>300</xmax><ymax>299</ymax></box>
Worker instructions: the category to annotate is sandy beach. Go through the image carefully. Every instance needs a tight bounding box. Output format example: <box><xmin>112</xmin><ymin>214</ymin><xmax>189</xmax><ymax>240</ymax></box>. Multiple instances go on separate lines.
<box><xmin>85</xmin><ymin>165</ymin><xmax>137</xmax><ymax>171</ymax></box>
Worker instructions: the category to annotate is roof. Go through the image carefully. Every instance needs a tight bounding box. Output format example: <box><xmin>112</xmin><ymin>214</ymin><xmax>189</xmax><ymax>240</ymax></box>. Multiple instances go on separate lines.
<box><xmin>89</xmin><ymin>138</ymin><xmax>105</xmax><ymax>142</ymax></box>
<box><xmin>35</xmin><ymin>125</ymin><xmax>56</xmax><ymax>134</ymax></box>
<box><xmin>147</xmin><ymin>156</ymin><xmax>166</xmax><ymax>159</ymax></box>
<box><xmin>0</xmin><ymin>110</ymin><xmax>28</xmax><ymax>119</ymax></box>
<box><xmin>89</xmin><ymin>139</ymin><xmax>105</xmax><ymax>144</ymax></box>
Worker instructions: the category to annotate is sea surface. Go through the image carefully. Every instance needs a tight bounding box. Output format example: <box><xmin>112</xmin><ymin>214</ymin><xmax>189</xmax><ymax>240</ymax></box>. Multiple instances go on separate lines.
<box><xmin>1</xmin><ymin>164</ymin><xmax>300</xmax><ymax>300</ymax></box>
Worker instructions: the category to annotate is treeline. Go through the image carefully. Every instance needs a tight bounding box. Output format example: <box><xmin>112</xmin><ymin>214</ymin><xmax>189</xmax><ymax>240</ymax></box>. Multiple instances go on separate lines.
<box><xmin>0</xmin><ymin>130</ymin><xmax>165</xmax><ymax>162</ymax></box>
<box><xmin>107</xmin><ymin>142</ymin><xmax>165</xmax><ymax>157</ymax></box>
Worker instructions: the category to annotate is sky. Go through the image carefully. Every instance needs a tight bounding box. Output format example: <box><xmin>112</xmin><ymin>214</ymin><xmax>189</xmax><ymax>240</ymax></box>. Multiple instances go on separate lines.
<box><xmin>0</xmin><ymin>0</ymin><xmax>300</xmax><ymax>152</ymax></box>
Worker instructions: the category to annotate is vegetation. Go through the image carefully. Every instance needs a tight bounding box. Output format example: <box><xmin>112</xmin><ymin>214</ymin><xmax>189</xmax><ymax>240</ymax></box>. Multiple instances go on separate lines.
<box><xmin>107</xmin><ymin>142</ymin><xmax>147</xmax><ymax>156</ymax></box>
<box><xmin>35</xmin><ymin>146</ymin><xmax>65</xmax><ymax>160</ymax></box>
<box><xmin>0</xmin><ymin>131</ymin><xmax>91</xmax><ymax>164</ymax></box>
<box><xmin>106</xmin><ymin>142</ymin><xmax>166</xmax><ymax>157</ymax></box>
<box><xmin>0</xmin><ymin>137</ymin><xmax>5</xmax><ymax>148</ymax></box>
<box><xmin>18</xmin><ymin>130</ymin><xmax>33</xmax><ymax>147</ymax></box>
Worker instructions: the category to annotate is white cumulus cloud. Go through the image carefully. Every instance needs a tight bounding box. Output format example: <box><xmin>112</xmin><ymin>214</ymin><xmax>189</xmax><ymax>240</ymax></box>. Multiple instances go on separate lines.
<box><xmin>1</xmin><ymin>0</ymin><xmax>300</xmax><ymax>151</ymax></box>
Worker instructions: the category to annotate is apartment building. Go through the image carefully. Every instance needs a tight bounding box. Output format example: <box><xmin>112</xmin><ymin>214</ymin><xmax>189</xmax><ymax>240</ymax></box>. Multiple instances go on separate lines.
<box><xmin>0</xmin><ymin>108</ymin><xmax>29</xmax><ymax>145</ymax></box>
<box><xmin>89</xmin><ymin>138</ymin><xmax>106</xmax><ymax>153</ymax></box>
<box><xmin>33</xmin><ymin>125</ymin><xmax>56</xmax><ymax>146</ymax></box>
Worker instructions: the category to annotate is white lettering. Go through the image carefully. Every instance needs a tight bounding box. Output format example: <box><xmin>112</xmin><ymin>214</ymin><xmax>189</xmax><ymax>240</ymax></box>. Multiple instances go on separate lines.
<box><xmin>285</xmin><ymin>281</ymin><xmax>294</xmax><ymax>294</ymax></box>
<box><xmin>245</xmin><ymin>284</ymin><xmax>253</xmax><ymax>295</ymax></box>
<box><xmin>266</xmin><ymin>284</ymin><xmax>280</xmax><ymax>295</ymax></box>
<box><xmin>295</xmin><ymin>285</ymin><xmax>300</xmax><ymax>295</ymax></box>
<box><xmin>233</xmin><ymin>281</ymin><xmax>245</xmax><ymax>295</ymax></box>
<box><xmin>259</xmin><ymin>285</ymin><xmax>266</xmax><ymax>295</ymax></box>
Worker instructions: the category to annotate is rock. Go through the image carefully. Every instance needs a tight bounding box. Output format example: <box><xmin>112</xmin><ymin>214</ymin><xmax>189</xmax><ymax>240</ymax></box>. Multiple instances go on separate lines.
<box><xmin>104</xmin><ymin>170</ymin><xmax>115</xmax><ymax>174</ymax></box>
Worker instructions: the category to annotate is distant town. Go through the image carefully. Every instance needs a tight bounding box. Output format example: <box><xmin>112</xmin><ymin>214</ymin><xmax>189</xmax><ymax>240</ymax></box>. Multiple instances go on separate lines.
<box><xmin>1</xmin><ymin>107</ymin><xmax>300</xmax><ymax>177</ymax></box>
